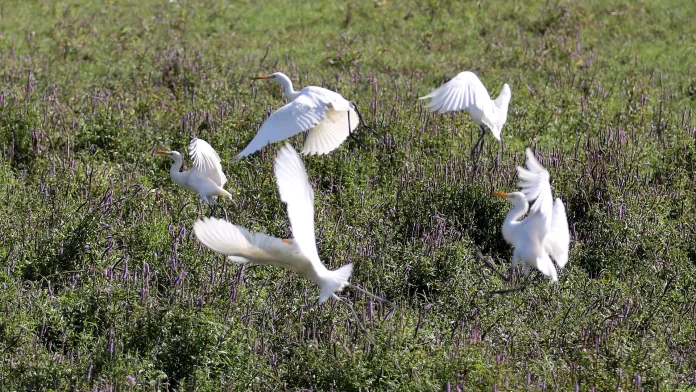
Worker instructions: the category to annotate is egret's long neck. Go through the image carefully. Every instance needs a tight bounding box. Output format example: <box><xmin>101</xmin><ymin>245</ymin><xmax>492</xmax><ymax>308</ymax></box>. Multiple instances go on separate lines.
<box><xmin>276</xmin><ymin>74</ymin><xmax>300</xmax><ymax>101</ymax></box>
<box><xmin>502</xmin><ymin>199</ymin><xmax>528</xmax><ymax>240</ymax></box>
<box><xmin>169</xmin><ymin>156</ymin><xmax>188</xmax><ymax>186</ymax></box>
<box><xmin>506</xmin><ymin>199</ymin><xmax>528</xmax><ymax>223</ymax></box>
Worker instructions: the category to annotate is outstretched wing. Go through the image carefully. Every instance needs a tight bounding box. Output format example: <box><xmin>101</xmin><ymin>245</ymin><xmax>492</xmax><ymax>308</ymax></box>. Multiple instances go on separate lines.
<box><xmin>236</xmin><ymin>93</ymin><xmax>330</xmax><ymax>158</ymax></box>
<box><xmin>193</xmin><ymin>217</ymin><xmax>309</xmax><ymax>271</ymax></box>
<box><xmin>517</xmin><ymin>148</ymin><xmax>553</xmax><ymax>223</ymax></box>
<box><xmin>419</xmin><ymin>71</ymin><xmax>491</xmax><ymax>115</ymax></box>
<box><xmin>544</xmin><ymin>198</ymin><xmax>570</xmax><ymax>269</ymax></box>
<box><xmin>274</xmin><ymin>144</ymin><xmax>322</xmax><ymax>265</ymax></box>
<box><xmin>188</xmin><ymin>138</ymin><xmax>227</xmax><ymax>187</ymax></box>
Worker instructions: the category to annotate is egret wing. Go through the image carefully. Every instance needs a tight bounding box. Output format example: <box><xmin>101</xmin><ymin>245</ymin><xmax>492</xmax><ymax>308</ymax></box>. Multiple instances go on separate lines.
<box><xmin>193</xmin><ymin>217</ymin><xmax>307</xmax><ymax>269</ymax></box>
<box><xmin>188</xmin><ymin>138</ymin><xmax>227</xmax><ymax>187</ymax></box>
<box><xmin>517</xmin><ymin>148</ymin><xmax>553</xmax><ymax>222</ymax></box>
<box><xmin>303</xmin><ymin>106</ymin><xmax>359</xmax><ymax>155</ymax></box>
<box><xmin>274</xmin><ymin>144</ymin><xmax>322</xmax><ymax>265</ymax></box>
<box><xmin>236</xmin><ymin>93</ymin><xmax>329</xmax><ymax>158</ymax></box>
<box><xmin>419</xmin><ymin>71</ymin><xmax>491</xmax><ymax>114</ymax></box>
<box><xmin>544</xmin><ymin>198</ymin><xmax>570</xmax><ymax>269</ymax></box>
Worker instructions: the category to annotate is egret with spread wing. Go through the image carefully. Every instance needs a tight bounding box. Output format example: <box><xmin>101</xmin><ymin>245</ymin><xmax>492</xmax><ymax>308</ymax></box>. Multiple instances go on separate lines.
<box><xmin>157</xmin><ymin>138</ymin><xmax>233</xmax><ymax>204</ymax></box>
<box><xmin>493</xmin><ymin>148</ymin><xmax>569</xmax><ymax>282</ymax></box>
<box><xmin>237</xmin><ymin>72</ymin><xmax>360</xmax><ymax>158</ymax></box>
<box><xmin>195</xmin><ymin>143</ymin><xmax>354</xmax><ymax>304</ymax></box>
<box><xmin>419</xmin><ymin>71</ymin><xmax>511</xmax><ymax>161</ymax></box>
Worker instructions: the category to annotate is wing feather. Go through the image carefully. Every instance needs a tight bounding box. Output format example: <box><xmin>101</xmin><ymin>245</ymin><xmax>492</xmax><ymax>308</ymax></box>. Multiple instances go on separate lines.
<box><xmin>188</xmin><ymin>138</ymin><xmax>227</xmax><ymax>187</ymax></box>
<box><xmin>544</xmin><ymin>198</ymin><xmax>570</xmax><ymax>269</ymax></box>
<box><xmin>236</xmin><ymin>93</ymin><xmax>329</xmax><ymax>158</ymax></box>
<box><xmin>193</xmin><ymin>217</ymin><xmax>311</xmax><ymax>271</ymax></box>
<box><xmin>517</xmin><ymin>148</ymin><xmax>553</xmax><ymax>223</ymax></box>
<box><xmin>419</xmin><ymin>71</ymin><xmax>491</xmax><ymax>115</ymax></box>
<box><xmin>274</xmin><ymin>144</ymin><xmax>322</xmax><ymax>266</ymax></box>
<box><xmin>303</xmin><ymin>107</ymin><xmax>358</xmax><ymax>155</ymax></box>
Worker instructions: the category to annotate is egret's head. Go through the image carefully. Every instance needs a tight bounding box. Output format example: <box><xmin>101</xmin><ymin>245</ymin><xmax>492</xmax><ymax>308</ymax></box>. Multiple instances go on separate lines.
<box><xmin>156</xmin><ymin>150</ymin><xmax>182</xmax><ymax>160</ymax></box>
<box><xmin>493</xmin><ymin>191</ymin><xmax>526</xmax><ymax>205</ymax></box>
<box><xmin>253</xmin><ymin>72</ymin><xmax>287</xmax><ymax>84</ymax></box>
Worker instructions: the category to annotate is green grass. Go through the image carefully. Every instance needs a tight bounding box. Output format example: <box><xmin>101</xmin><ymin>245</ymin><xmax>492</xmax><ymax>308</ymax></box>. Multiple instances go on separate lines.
<box><xmin>1</xmin><ymin>0</ymin><xmax>696</xmax><ymax>390</ymax></box>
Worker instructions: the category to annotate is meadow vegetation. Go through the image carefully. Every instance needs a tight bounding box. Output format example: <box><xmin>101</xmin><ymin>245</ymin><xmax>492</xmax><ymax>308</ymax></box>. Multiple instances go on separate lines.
<box><xmin>1</xmin><ymin>0</ymin><xmax>696</xmax><ymax>390</ymax></box>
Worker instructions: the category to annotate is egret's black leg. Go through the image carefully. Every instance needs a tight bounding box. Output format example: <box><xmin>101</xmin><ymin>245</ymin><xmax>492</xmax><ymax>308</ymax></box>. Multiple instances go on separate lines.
<box><xmin>350</xmin><ymin>101</ymin><xmax>376</xmax><ymax>135</ymax></box>
<box><xmin>206</xmin><ymin>200</ymin><xmax>217</xmax><ymax>217</ymax></box>
<box><xmin>470</xmin><ymin>125</ymin><xmax>487</xmax><ymax>169</ymax></box>
<box><xmin>344</xmin><ymin>107</ymin><xmax>366</xmax><ymax>149</ymax></box>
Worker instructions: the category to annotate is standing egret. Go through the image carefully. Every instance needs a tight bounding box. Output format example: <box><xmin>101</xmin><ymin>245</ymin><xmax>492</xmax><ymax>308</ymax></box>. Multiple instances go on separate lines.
<box><xmin>492</xmin><ymin>148</ymin><xmax>569</xmax><ymax>282</ymax></box>
<box><xmin>237</xmin><ymin>72</ymin><xmax>361</xmax><ymax>158</ymax></box>
<box><xmin>157</xmin><ymin>138</ymin><xmax>233</xmax><ymax>205</ymax></box>
<box><xmin>194</xmin><ymin>143</ymin><xmax>354</xmax><ymax>304</ymax></box>
<box><xmin>419</xmin><ymin>71</ymin><xmax>511</xmax><ymax>161</ymax></box>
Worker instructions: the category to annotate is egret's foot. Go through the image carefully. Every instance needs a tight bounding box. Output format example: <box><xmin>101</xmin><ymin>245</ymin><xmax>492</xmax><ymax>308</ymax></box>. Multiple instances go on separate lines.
<box><xmin>332</xmin><ymin>294</ymin><xmax>367</xmax><ymax>332</ymax></box>
<box><xmin>476</xmin><ymin>250</ymin><xmax>510</xmax><ymax>282</ymax></box>
<box><xmin>348</xmin><ymin>284</ymin><xmax>396</xmax><ymax>309</ymax></box>
<box><xmin>489</xmin><ymin>285</ymin><xmax>528</xmax><ymax>295</ymax></box>
<box><xmin>348</xmin><ymin>132</ymin><xmax>366</xmax><ymax>149</ymax></box>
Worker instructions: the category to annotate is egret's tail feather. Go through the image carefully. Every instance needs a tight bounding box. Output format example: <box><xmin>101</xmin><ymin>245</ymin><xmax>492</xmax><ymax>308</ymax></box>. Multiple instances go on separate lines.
<box><xmin>216</xmin><ymin>187</ymin><xmax>233</xmax><ymax>199</ymax></box>
<box><xmin>536</xmin><ymin>256</ymin><xmax>558</xmax><ymax>282</ymax></box>
<box><xmin>490</xmin><ymin>125</ymin><xmax>502</xmax><ymax>141</ymax></box>
<box><xmin>318</xmin><ymin>263</ymin><xmax>354</xmax><ymax>304</ymax></box>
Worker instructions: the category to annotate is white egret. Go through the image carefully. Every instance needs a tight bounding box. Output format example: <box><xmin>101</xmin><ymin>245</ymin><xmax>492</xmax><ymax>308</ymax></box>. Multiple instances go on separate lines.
<box><xmin>237</xmin><ymin>72</ymin><xmax>361</xmax><ymax>158</ymax></box>
<box><xmin>492</xmin><ymin>148</ymin><xmax>569</xmax><ymax>282</ymax></box>
<box><xmin>194</xmin><ymin>143</ymin><xmax>354</xmax><ymax>304</ymax></box>
<box><xmin>157</xmin><ymin>138</ymin><xmax>233</xmax><ymax>204</ymax></box>
<box><xmin>419</xmin><ymin>71</ymin><xmax>511</xmax><ymax>160</ymax></box>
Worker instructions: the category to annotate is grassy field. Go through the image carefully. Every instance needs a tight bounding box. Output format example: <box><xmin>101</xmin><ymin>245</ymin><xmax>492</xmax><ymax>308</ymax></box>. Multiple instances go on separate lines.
<box><xmin>2</xmin><ymin>0</ymin><xmax>696</xmax><ymax>390</ymax></box>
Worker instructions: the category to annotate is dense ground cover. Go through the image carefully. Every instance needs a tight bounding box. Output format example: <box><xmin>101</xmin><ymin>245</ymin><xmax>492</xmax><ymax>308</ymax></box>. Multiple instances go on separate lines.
<box><xmin>1</xmin><ymin>0</ymin><xmax>696</xmax><ymax>390</ymax></box>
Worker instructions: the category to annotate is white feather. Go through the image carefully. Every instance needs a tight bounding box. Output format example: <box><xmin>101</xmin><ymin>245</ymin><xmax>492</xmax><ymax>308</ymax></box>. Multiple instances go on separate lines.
<box><xmin>236</xmin><ymin>74</ymin><xmax>358</xmax><ymax>158</ymax></box>
<box><xmin>188</xmin><ymin>138</ymin><xmax>227</xmax><ymax>188</ymax></box>
<box><xmin>193</xmin><ymin>143</ymin><xmax>354</xmax><ymax>304</ymax></box>
<box><xmin>419</xmin><ymin>71</ymin><xmax>511</xmax><ymax>140</ymax></box>
<box><xmin>517</xmin><ymin>148</ymin><xmax>553</xmax><ymax>224</ymax></box>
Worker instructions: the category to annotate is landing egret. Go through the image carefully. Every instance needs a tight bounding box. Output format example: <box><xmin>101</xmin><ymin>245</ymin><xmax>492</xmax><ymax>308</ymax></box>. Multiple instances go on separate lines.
<box><xmin>157</xmin><ymin>138</ymin><xmax>232</xmax><ymax>204</ymax></box>
<box><xmin>493</xmin><ymin>148</ymin><xmax>569</xmax><ymax>282</ymax></box>
<box><xmin>419</xmin><ymin>71</ymin><xmax>511</xmax><ymax>160</ymax></box>
<box><xmin>194</xmin><ymin>143</ymin><xmax>354</xmax><ymax>304</ymax></box>
<box><xmin>237</xmin><ymin>72</ymin><xmax>360</xmax><ymax>158</ymax></box>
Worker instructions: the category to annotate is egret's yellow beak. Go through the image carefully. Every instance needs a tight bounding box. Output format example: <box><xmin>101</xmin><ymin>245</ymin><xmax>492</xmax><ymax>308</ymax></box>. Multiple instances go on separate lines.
<box><xmin>156</xmin><ymin>150</ymin><xmax>169</xmax><ymax>155</ymax></box>
<box><xmin>492</xmin><ymin>191</ymin><xmax>510</xmax><ymax>199</ymax></box>
<box><xmin>253</xmin><ymin>75</ymin><xmax>273</xmax><ymax>80</ymax></box>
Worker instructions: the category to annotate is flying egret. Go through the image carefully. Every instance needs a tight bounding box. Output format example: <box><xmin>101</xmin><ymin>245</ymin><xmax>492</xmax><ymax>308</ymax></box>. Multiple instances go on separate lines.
<box><xmin>237</xmin><ymin>72</ymin><xmax>361</xmax><ymax>158</ymax></box>
<box><xmin>194</xmin><ymin>143</ymin><xmax>355</xmax><ymax>304</ymax></box>
<box><xmin>419</xmin><ymin>71</ymin><xmax>511</xmax><ymax>161</ymax></box>
<box><xmin>492</xmin><ymin>148</ymin><xmax>569</xmax><ymax>282</ymax></box>
<box><xmin>157</xmin><ymin>138</ymin><xmax>233</xmax><ymax>205</ymax></box>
